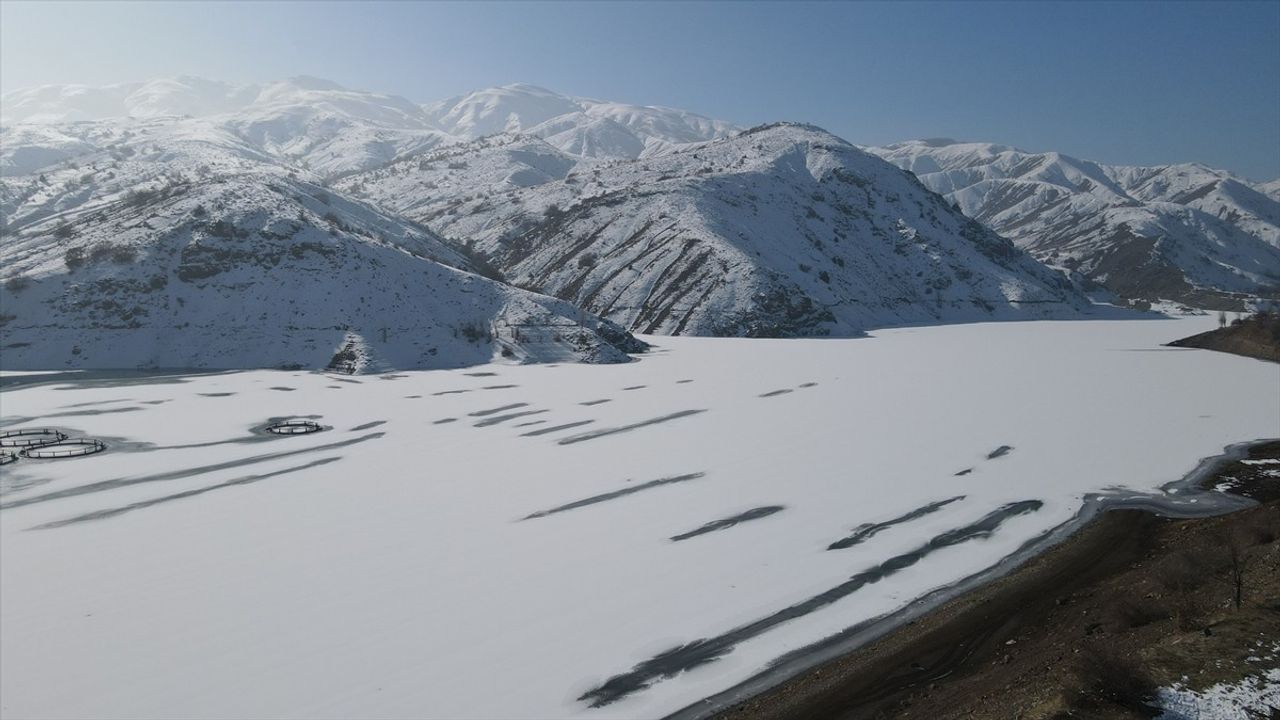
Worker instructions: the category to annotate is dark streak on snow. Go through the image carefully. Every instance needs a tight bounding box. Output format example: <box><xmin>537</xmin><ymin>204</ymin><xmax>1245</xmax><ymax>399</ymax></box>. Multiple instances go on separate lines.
<box><xmin>828</xmin><ymin>496</ymin><xmax>966</xmax><ymax>550</ymax></box>
<box><xmin>578</xmin><ymin>500</ymin><xmax>1044</xmax><ymax>707</ymax></box>
<box><xmin>469</xmin><ymin>403</ymin><xmax>528</xmax><ymax>417</ymax></box>
<box><xmin>474</xmin><ymin>409</ymin><xmax>549</xmax><ymax>427</ymax></box>
<box><xmin>198</xmin><ymin>392</ymin><xmax>236</xmax><ymax>397</ymax></box>
<box><xmin>515</xmin><ymin>420</ymin><xmax>547</xmax><ymax>428</ymax></box>
<box><xmin>623</xmin><ymin>385</ymin><xmax>647</xmax><ymax>391</ymax></box>
<box><xmin>580</xmin><ymin>399</ymin><xmax>612</xmax><ymax>406</ymax></box>
<box><xmin>59</xmin><ymin>398</ymin><xmax>136</xmax><ymax>409</ymax></box>
<box><xmin>954</xmin><ymin>468</ymin><xmax>974</xmax><ymax>476</ymax></box>
<box><xmin>464</xmin><ymin>372</ymin><xmax>499</xmax><ymax>377</ymax></box>
<box><xmin>433</xmin><ymin>418</ymin><xmax>458</xmax><ymax>425</ymax></box>
<box><xmin>670</xmin><ymin>506</ymin><xmax>785</xmax><ymax>542</ymax></box>
<box><xmin>523</xmin><ymin>472</ymin><xmax>706</xmax><ymax>520</ymax></box>
<box><xmin>759</xmin><ymin>389</ymin><xmax>793</xmax><ymax>398</ymax></box>
<box><xmin>432</xmin><ymin>389</ymin><xmax>472</xmax><ymax>396</ymax></box>
<box><xmin>350</xmin><ymin>421</ymin><xmax>387</xmax><ymax>431</ymax></box>
<box><xmin>521</xmin><ymin>420</ymin><xmax>595</xmax><ymax>437</ymax></box>
<box><xmin>269</xmin><ymin>386</ymin><xmax>296</xmax><ymax>392</ymax></box>
<box><xmin>0</xmin><ymin>433</ymin><xmax>384</xmax><ymax>510</ymax></box>
<box><xmin>483</xmin><ymin>384</ymin><xmax>519</xmax><ymax>390</ymax></box>
<box><xmin>34</xmin><ymin>457</ymin><xmax>343</xmax><ymax>529</ymax></box>
<box><xmin>987</xmin><ymin>445</ymin><xmax>1014</xmax><ymax>460</ymax></box>
<box><xmin>558</xmin><ymin>410</ymin><xmax>707</xmax><ymax>445</ymax></box>
<box><xmin>36</xmin><ymin>406</ymin><xmax>145</xmax><ymax>419</ymax></box>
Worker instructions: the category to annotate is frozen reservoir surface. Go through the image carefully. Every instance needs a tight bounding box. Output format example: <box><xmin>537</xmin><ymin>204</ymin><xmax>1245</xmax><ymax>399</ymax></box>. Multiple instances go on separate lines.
<box><xmin>1</xmin><ymin>316</ymin><xmax>1277</xmax><ymax>719</ymax></box>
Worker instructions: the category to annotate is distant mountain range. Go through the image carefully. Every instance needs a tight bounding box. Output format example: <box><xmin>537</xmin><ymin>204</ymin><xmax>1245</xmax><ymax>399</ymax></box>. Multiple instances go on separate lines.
<box><xmin>2</xmin><ymin>76</ymin><xmax>1276</xmax><ymax>369</ymax></box>
<box><xmin>867</xmin><ymin>140</ymin><xmax>1280</xmax><ymax>309</ymax></box>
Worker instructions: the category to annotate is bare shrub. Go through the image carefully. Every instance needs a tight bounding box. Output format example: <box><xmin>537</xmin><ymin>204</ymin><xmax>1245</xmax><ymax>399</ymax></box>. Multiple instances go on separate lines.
<box><xmin>1071</xmin><ymin>644</ymin><xmax>1158</xmax><ymax>715</ymax></box>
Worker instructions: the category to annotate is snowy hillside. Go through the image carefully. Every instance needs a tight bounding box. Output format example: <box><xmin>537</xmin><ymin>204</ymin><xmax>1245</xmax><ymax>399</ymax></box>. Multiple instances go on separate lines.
<box><xmin>0</xmin><ymin>119</ymin><xmax>643</xmax><ymax>370</ymax></box>
<box><xmin>339</xmin><ymin>124</ymin><xmax>1094</xmax><ymax>336</ymax></box>
<box><xmin>867</xmin><ymin>140</ymin><xmax>1280</xmax><ymax>309</ymax></box>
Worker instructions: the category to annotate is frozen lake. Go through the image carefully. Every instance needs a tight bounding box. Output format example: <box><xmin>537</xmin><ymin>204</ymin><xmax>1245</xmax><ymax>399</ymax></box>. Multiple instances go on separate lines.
<box><xmin>1</xmin><ymin>316</ymin><xmax>1277</xmax><ymax>719</ymax></box>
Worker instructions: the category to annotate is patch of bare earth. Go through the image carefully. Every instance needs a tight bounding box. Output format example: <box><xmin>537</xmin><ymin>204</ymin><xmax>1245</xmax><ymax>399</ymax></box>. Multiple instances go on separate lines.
<box><xmin>718</xmin><ymin>441</ymin><xmax>1280</xmax><ymax>720</ymax></box>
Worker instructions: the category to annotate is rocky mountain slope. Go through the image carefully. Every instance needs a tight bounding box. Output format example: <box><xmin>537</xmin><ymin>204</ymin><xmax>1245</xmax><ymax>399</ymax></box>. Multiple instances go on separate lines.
<box><xmin>867</xmin><ymin>140</ymin><xmax>1280</xmax><ymax>309</ymax></box>
<box><xmin>338</xmin><ymin>124</ymin><xmax>1094</xmax><ymax>336</ymax></box>
<box><xmin>0</xmin><ymin>116</ymin><xmax>643</xmax><ymax>371</ymax></box>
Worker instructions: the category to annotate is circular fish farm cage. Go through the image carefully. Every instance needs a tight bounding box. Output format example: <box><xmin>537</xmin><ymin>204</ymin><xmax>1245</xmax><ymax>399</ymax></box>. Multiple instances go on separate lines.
<box><xmin>21</xmin><ymin>439</ymin><xmax>107</xmax><ymax>459</ymax></box>
<box><xmin>0</xmin><ymin>428</ymin><xmax>68</xmax><ymax>448</ymax></box>
<box><xmin>0</xmin><ymin>450</ymin><xmax>16</xmax><ymax>465</ymax></box>
<box><xmin>265</xmin><ymin>420</ymin><xmax>324</xmax><ymax>436</ymax></box>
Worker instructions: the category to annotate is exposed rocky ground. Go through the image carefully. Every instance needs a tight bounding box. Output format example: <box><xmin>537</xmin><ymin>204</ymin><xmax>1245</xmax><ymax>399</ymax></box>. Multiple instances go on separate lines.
<box><xmin>719</xmin><ymin>441</ymin><xmax>1280</xmax><ymax>720</ymax></box>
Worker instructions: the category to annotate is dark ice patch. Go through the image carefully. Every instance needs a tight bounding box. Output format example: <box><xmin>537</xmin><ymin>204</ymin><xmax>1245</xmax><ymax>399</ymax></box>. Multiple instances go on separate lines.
<box><xmin>670</xmin><ymin>506</ymin><xmax>785</xmax><ymax>542</ymax></box>
<box><xmin>474</xmin><ymin>409</ymin><xmax>548</xmax><ymax>427</ymax></box>
<box><xmin>578</xmin><ymin>500</ymin><xmax>1043</xmax><ymax>707</ymax></box>
<box><xmin>35</xmin><ymin>457</ymin><xmax>342</xmax><ymax>528</ymax></box>
<box><xmin>828</xmin><ymin>496</ymin><xmax>966</xmax><ymax>550</ymax></box>
<box><xmin>469</xmin><ymin>403</ymin><xmax>528</xmax><ymax>417</ymax></box>
<box><xmin>36</xmin><ymin>406</ymin><xmax>145</xmax><ymax>419</ymax></box>
<box><xmin>521</xmin><ymin>420</ymin><xmax>595</xmax><ymax>437</ymax></box>
<box><xmin>523</xmin><ymin>472</ymin><xmax>705</xmax><ymax>520</ymax></box>
<box><xmin>558</xmin><ymin>410</ymin><xmax>706</xmax><ymax>445</ymax></box>
<box><xmin>1</xmin><ymin>433</ymin><xmax>384</xmax><ymax>510</ymax></box>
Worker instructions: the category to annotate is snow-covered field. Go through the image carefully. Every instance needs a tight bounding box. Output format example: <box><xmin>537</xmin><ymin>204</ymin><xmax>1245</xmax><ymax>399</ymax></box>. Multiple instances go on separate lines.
<box><xmin>1</xmin><ymin>316</ymin><xmax>1277</xmax><ymax>719</ymax></box>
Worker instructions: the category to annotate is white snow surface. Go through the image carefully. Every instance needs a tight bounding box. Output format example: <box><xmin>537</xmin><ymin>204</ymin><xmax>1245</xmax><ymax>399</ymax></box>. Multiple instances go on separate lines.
<box><xmin>2</xmin><ymin>316</ymin><xmax>1277</xmax><ymax>719</ymax></box>
<box><xmin>1156</xmin><ymin>669</ymin><xmax>1280</xmax><ymax>720</ymax></box>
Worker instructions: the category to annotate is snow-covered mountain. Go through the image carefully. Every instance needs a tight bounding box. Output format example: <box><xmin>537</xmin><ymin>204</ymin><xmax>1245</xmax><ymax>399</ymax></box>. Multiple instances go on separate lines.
<box><xmin>867</xmin><ymin>140</ymin><xmax>1280</xmax><ymax>309</ymax></box>
<box><xmin>2</xmin><ymin>78</ymin><xmax>735</xmax><ymax>177</ymax></box>
<box><xmin>0</xmin><ymin>116</ymin><xmax>643</xmax><ymax>371</ymax></box>
<box><xmin>1</xmin><ymin>77</ymin><xmax>454</xmax><ymax>177</ymax></box>
<box><xmin>423</xmin><ymin>83</ymin><xmax>737</xmax><ymax>159</ymax></box>
<box><xmin>338</xmin><ymin>124</ymin><xmax>1093</xmax><ymax>336</ymax></box>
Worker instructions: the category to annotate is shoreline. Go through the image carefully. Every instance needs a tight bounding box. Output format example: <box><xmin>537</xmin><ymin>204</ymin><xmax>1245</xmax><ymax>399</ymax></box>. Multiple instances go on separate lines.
<box><xmin>672</xmin><ymin>438</ymin><xmax>1280</xmax><ymax>720</ymax></box>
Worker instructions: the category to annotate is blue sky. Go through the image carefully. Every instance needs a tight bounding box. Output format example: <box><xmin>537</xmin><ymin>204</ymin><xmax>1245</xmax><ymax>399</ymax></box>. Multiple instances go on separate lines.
<box><xmin>2</xmin><ymin>1</ymin><xmax>1278</xmax><ymax>179</ymax></box>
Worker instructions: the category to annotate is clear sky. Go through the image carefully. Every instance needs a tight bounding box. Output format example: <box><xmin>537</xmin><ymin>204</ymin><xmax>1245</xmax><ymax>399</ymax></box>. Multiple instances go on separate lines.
<box><xmin>2</xmin><ymin>0</ymin><xmax>1278</xmax><ymax>180</ymax></box>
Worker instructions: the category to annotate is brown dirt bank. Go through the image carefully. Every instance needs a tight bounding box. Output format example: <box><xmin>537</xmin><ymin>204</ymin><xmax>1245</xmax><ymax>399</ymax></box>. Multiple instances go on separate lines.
<box><xmin>1167</xmin><ymin>310</ymin><xmax>1280</xmax><ymax>363</ymax></box>
<box><xmin>716</xmin><ymin>441</ymin><xmax>1280</xmax><ymax>720</ymax></box>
